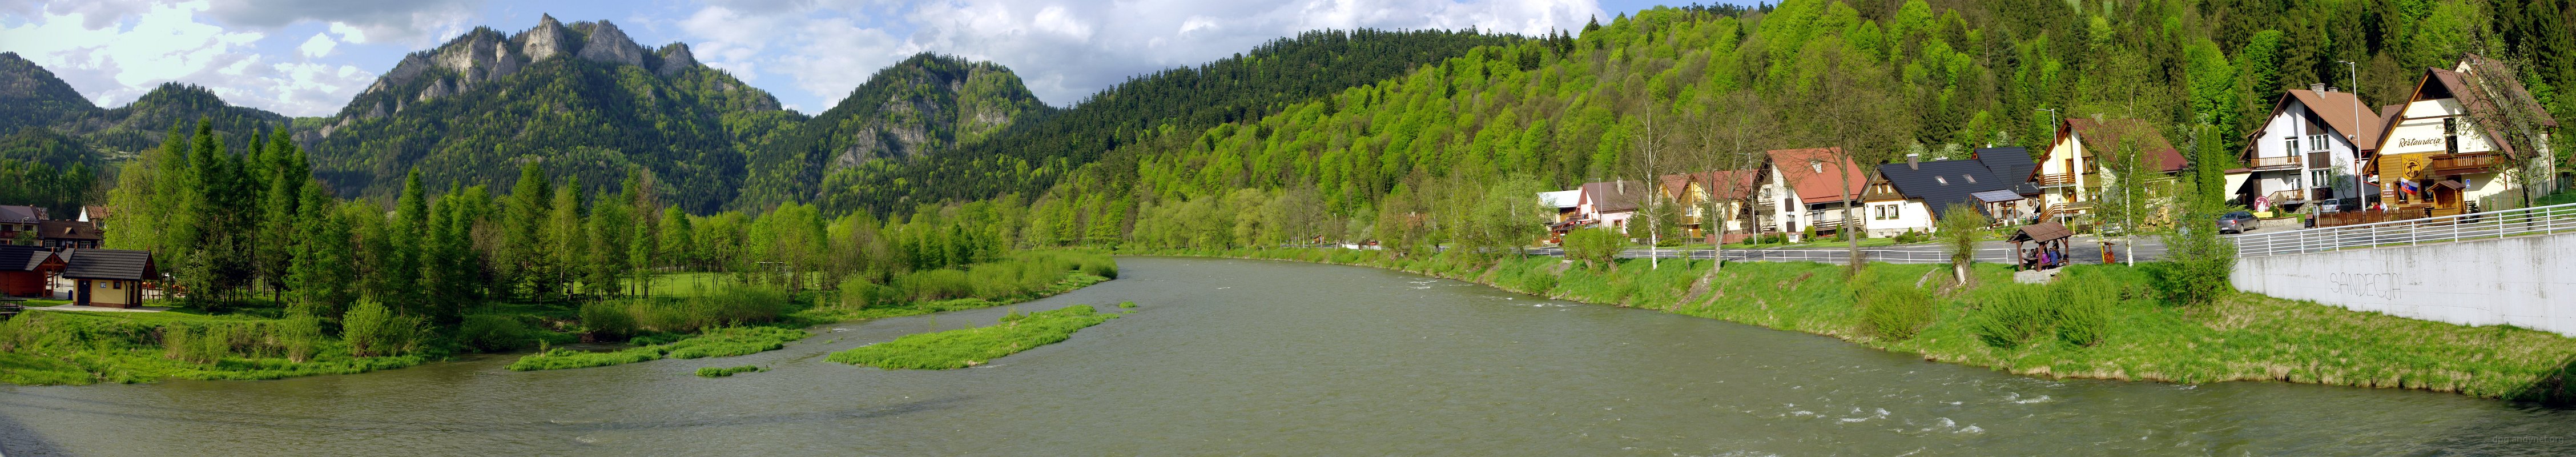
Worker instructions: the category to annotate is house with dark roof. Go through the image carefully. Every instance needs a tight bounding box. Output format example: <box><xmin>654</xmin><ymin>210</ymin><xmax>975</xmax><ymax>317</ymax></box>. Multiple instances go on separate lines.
<box><xmin>1758</xmin><ymin>147</ymin><xmax>1872</xmax><ymax>239</ymax></box>
<box><xmin>1875</xmin><ymin>147</ymin><xmax>2044</xmax><ymax>233</ymax></box>
<box><xmin>2368</xmin><ymin>54</ymin><xmax>2559</xmax><ymax>219</ymax></box>
<box><xmin>38</xmin><ymin>220</ymin><xmax>100</xmax><ymax>250</ymax></box>
<box><xmin>0</xmin><ymin>245</ymin><xmax>64</xmax><ymax>298</ymax></box>
<box><xmin>2038</xmin><ymin>117</ymin><xmax>2188</xmax><ymax>220</ymax></box>
<box><xmin>0</xmin><ymin>205</ymin><xmax>45</xmax><ymax>244</ymax></box>
<box><xmin>2238</xmin><ymin>84</ymin><xmax>2392</xmax><ymax>214</ymax></box>
<box><xmin>1575</xmin><ymin>180</ymin><xmax>1648</xmax><ymax>233</ymax></box>
<box><xmin>62</xmin><ymin>248</ymin><xmax>154</xmax><ymax>308</ymax></box>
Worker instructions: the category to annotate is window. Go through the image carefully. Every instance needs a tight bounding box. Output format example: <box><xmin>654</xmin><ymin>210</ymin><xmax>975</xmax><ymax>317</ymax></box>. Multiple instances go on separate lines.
<box><xmin>1809</xmin><ymin>161</ymin><xmax>1824</xmax><ymax>173</ymax></box>
<box><xmin>2283</xmin><ymin>137</ymin><xmax>2296</xmax><ymax>154</ymax></box>
<box><xmin>2307</xmin><ymin>134</ymin><xmax>2328</xmax><ymax>151</ymax></box>
<box><xmin>1963</xmin><ymin>174</ymin><xmax>1977</xmax><ymax>183</ymax></box>
<box><xmin>2309</xmin><ymin>170</ymin><xmax>2330</xmax><ymax>189</ymax></box>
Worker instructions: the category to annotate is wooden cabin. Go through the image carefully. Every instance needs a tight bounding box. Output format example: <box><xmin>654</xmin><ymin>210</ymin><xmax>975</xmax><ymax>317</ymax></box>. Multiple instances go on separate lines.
<box><xmin>0</xmin><ymin>245</ymin><xmax>64</xmax><ymax>298</ymax></box>
<box><xmin>62</xmin><ymin>248</ymin><xmax>154</xmax><ymax>308</ymax></box>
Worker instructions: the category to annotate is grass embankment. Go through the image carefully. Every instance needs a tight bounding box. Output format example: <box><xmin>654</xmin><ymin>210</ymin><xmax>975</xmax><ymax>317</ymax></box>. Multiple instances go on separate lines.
<box><xmin>0</xmin><ymin>311</ymin><xmax>426</xmax><ymax>386</ymax></box>
<box><xmin>1146</xmin><ymin>247</ymin><xmax>2576</xmax><ymax>403</ymax></box>
<box><xmin>508</xmin><ymin>251</ymin><xmax>1118</xmax><ymax>371</ymax></box>
<box><xmin>828</xmin><ymin>304</ymin><xmax>1124</xmax><ymax>369</ymax></box>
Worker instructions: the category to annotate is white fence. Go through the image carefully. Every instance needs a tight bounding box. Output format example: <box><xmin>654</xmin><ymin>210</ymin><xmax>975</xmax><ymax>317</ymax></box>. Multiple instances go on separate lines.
<box><xmin>2230</xmin><ymin>202</ymin><xmax>2576</xmax><ymax>258</ymax></box>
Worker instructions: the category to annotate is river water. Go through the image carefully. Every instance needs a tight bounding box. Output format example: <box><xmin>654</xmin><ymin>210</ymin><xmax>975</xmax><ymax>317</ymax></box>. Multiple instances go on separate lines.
<box><xmin>3</xmin><ymin>256</ymin><xmax>2571</xmax><ymax>455</ymax></box>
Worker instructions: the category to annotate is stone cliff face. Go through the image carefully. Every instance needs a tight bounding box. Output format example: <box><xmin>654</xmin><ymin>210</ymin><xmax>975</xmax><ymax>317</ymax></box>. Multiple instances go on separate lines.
<box><xmin>321</xmin><ymin>15</ymin><xmax>715</xmax><ymax>139</ymax></box>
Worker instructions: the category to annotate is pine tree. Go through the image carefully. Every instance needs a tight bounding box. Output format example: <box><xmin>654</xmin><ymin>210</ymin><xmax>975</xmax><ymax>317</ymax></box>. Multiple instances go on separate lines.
<box><xmin>547</xmin><ymin>177</ymin><xmax>585</xmax><ymax>299</ymax></box>
<box><xmin>288</xmin><ymin>185</ymin><xmax>356</xmax><ymax>323</ymax></box>
<box><xmin>505</xmin><ymin>163</ymin><xmax>552</xmax><ymax>299</ymax></box>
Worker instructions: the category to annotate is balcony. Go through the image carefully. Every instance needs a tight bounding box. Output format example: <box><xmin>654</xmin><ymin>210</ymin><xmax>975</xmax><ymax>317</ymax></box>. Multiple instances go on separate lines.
<box><xmin>2247</xmin><ymin>155</ymin><xmax>2300</xmax><ymax>170</ymax></box>
<box><xmin>2426</xmin><ymin>152</ymin><xmax>2502</xmax><ymax>174</ymax></box>
<box><xmin>2036</xmin><ymin>173</ymin><xmax>2078</xmax><ymax>187</ymax></box>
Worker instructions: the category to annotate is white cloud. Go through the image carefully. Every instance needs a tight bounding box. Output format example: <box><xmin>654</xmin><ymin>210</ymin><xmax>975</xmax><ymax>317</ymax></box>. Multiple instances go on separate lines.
<box><xmin>299</xmin><ymin>32</ymin><xmax>339</xmax><ymax>57</ymax></box>
<box><xmin>0</xmin><ymin>0</ymin><xmax>375</xmax><ymax>116</ymax></box>
<box><xmin>202</xmin><ymin>0</ymin><xmax>483</xmax><ymax>46</ymax></box>
<box><xmin>327</xmin><ymin>22</ymin><xmax>368</xmax><ymax>43</ymax></box>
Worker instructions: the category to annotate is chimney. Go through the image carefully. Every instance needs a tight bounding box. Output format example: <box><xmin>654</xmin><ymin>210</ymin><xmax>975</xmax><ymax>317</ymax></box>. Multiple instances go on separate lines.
<box><xmin>2309</xmin><ymin>83</ymin><xmax>2327</xmax><ymax>93</ymax></box>
<box><xmin>1907</xmin><ymin>153</ymin><xmax>1921</xmax><ymax>170</ymax></box>
<box><xmin>2327</xmin><ymin>86</ymin><xmax>2340</xmax><ymax>93</ymax></box>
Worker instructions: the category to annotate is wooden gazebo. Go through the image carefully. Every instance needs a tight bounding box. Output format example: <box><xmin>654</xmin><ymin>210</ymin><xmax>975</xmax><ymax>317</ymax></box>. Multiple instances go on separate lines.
<box><xmin>2007</xmin><ymin>221</ymin><xmax>2073</xmax><ymax>271</ymax></box>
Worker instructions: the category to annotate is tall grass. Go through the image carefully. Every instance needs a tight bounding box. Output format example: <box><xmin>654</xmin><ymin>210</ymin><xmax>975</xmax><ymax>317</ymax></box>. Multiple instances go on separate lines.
<box><xmin>507</xmin><ymin>326</ymin><xmax>808</xmax><ymax>371</ymax></box>
<box><xmin>0</xmin><ymin>311</ymin><xmax>428</xmax><ymax>385</ymax></box>
<box><xmin>828</xmin><ymin>304</ymin><xmax>1119</xmax><ymax>370</ymax></box>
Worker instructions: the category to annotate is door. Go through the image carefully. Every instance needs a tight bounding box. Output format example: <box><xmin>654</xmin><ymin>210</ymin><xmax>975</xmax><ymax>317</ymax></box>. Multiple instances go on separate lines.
<box><xmin>73</xmin><ymin>279</ymin><xmax>88</xmax><ymax>306</ymax></box>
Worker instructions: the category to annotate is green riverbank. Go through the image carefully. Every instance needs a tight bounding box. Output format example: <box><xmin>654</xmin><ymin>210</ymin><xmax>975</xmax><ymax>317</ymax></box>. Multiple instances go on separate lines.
<box><xmin>828</xmin><ymin>303</ymin><xmax>1125</xmax><ymax>369</ymax></box>
<box><xmin>1140</xmin><ymin>248</ymin><xmax>2576</xmax><ymax>404</ymax></box>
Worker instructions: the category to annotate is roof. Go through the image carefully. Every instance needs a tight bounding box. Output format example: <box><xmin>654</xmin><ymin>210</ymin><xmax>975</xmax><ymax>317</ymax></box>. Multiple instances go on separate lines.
<box><xmin>2437</xmin><ymin>55</ymin><xmax>2558</xmax><ymax>127</ymax></box>
<box><xmin>2064</xmin><ymin>118</ymin><xmax>2189</xmax><ymax>173</ymax></box>
<box><xmin>1971</xmin><ymin>189</ymin><xmax>2023</xmax><ymax>203</ymax></box>
<box><xmin>37</xmin><ymin>221</ymin><xmax>99</xmax><ymax>240</ymax></box>
<box><xmin>1538</xmin><ymin>190</ymin><xmax>1581</xmax><ymax>209</ymax></box>
<box><xmin>1879</xmin><ymin>161</ymin><xmax>2018</xmax><ymax>219</ymax></box>
<box><xmin>1973</xmin><ymin>147</ymin><xmax>2039</xmax><ymax>193</ymax></box>
<box><xmin>1577</xmin><ymin>181</ymin><xmax>1647</xmax><ymax>213</ymax></box>
<box><xmin>0</xmin><ymin>206</ymin><xmax>42</xmax><ymax>223</ymax></box>
<box><xmin>1658</xmin><ymin>170</ymin><xmax>1760</xmax><ymax>202</ymax></box>
<box><xmin>2281</xmin><ymin>89</ymin><xmax>2389</xmax><ymax>150</ymax></box>
<box><xmin>61</xmin><ymin>248</ymin><xmax>153</xmax><ymax>281</ymax></box>
<box><xmin>82</xmin><ymin>206</ymin><xmax>110</xmax><ymax>219</ymax></box>
<box><xmin>1768</xmin><ymin>147</ymin><xmax>1870</xmax><ymax>202</ymax></box>
<box><xmin>0</xmin><ymin>245</ymin><xmax>57</xmax><ymax>272</ymax></box>
<box><xmin>2009</xmin><ymin>221</ymin><xmax>2073</xmax><ymax>243</ymax></box>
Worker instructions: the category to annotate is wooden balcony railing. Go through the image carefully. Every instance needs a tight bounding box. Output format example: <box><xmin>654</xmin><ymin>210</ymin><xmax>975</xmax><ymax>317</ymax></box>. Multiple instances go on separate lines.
<box><xmin>2247</xmin><ymin>155</ymin><xmax>2300</xmax><ymax>170</ymax></box>
<box><xmin>2428</xmin><ymin>152</ymin><xmax>2501</xmax><ymax>173</ymax></box>
<box><xmin>2036</xmin><ymin>173</ymin><xmax>2078</xmax><ymax>187</ymax></box>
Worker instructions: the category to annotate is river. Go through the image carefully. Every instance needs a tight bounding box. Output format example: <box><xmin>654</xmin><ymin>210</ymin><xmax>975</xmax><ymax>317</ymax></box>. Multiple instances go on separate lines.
<box><xmin>3</xmin><ymin>256</ymin><xmax>2571</xmax><ymax>455</ymax></box>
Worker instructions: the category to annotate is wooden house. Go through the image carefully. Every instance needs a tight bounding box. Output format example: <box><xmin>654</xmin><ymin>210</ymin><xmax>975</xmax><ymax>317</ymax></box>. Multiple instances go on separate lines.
<box><xmin>1876</xmin><ymin>147</ymin><xmax>2043</xmax><ymax>232</ymax></box>
<box><xmin>2037</xmin><ymin>118</ymin><xmax>2188</xmax><ymax>219</ymax></box>
<box><xmin>38</xmin><ymin>221</ymin><xmax>101</xmax><ymax>250</ymax></box>
<box><xmin>1758</xmin><ymin>147</ymin><xmax>1870</xmax><ymax>239</ymax></box>
<box><xmin>2238</xmin><ymin>84</ymin><xmax>2392</xmax><ymax>214</ymax></box>
<box><xmin>0</xmin><ymin>245</ymin><xmax>63</xmax><ymax>298</ymax></box>
<box><xmin>62</xmin><ymin>248</ymin><xmax>154</xmax><ymax>308</ymax></box>
<box><xmin>2368</xmin><ymin>54</ymin><xmax>2559</xmax><ymax>219</ymax></box>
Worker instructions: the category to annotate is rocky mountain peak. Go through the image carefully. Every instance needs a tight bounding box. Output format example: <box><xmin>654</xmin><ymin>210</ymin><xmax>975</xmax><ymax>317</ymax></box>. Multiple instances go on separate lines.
<box><xmin>575</xmin><ymin>20</ymin><xmax>646</xmax><ymax>67</ymax></box>
<box><xmin>655</xmin><ymin>43</ymin><xmax>698</xmax><ymax>77</ymax></box>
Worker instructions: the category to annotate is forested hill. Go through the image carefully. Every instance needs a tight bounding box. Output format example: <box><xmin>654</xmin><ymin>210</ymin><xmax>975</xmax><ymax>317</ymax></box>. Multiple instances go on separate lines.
<box><xmin>992</xmin><ymin>0</ymin><xmax>2576</xmax><ymax>251</ymax></box>
<box><xmin>735</xmin><ymin>53</ymin><xmax>1051</xmax><ymax>211</ymax></box>
<box><xmin>801</xmin><ymin>29</ymin><xmax>1528</xmax><ymax>215</ymax></box>
<box><xmin>0</xmin><ymin>52</ymin><xmax>96</xmax><ymax>135</ymax></box>
<box><xmin>1</xmin><ymin>52</ymin><xmax>289</xmax><ymax>160</ymax></box>
<box><xmin>300</xmin><ymin>15</ymin><xmax>795</xmax><ymax>213</ymax></box>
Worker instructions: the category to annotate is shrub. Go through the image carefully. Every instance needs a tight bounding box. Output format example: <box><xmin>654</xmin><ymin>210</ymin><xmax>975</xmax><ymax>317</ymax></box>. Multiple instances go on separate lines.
<box><xmin>2151</xmin><ymin>223</ymin><xmax>2238</xmax><ymax>306</ymax></box>
<box><xmin>579</xmin><ymin>301</ymin><xmax>636</xmax><ymax>340</ymax></box>
<box><xmin>457</xmin><ymin>315</ymin><xmax>536</xmax><ymax>352</ymax></box>
<box><xmin>277</xmin><ymin>315</ymin><xmax>322</xmax><ymax>362</ymax></box>
<box><xmin>1859</xmin><ymin>282</ymin><xmax>1937</xmax><ymax>340</ymax></box>
<box><xmin>839</xmin><ymin>276</ymin><xmax>901</xmax><ymax>308</ymax></box>
<box><xmin>342</xmin><ymin>300</ymin><xmax>395</xmax><ymax>356</ymax></box>
<box><xmin>830</xmin><ymin>304</ymin><xmax>1118</xmax><ymax>369</ymax></box>
<box><xmin>897</xmin><ymin>268</ymin><xmax>975</xmax><ymax>302</ymax></box>
<box><xmin>1969</xmin><ymin>283</ymin><xmax>2055</xmax><ymax>348</ymax></box>
<box><xmin>2054</xmin><ymin>285</ymin><xmax>2114</xmax><ymax>347</ymax></box>
<box><xmin>1560</xmin><ymin>227</ymin><xmax>1623</xmax><ymax>269</ymax></box>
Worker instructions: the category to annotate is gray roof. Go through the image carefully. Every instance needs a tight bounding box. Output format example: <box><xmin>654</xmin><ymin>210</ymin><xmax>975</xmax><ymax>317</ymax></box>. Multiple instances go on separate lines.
<box><xmin>1878</xmin><ymin>147</ymin><xmax>2038</xmax><ymax>219</ymax></box>
<box><xmin>0</xmin><ymin>245</ymin><xmax>56</xmax><ymax>272</ymax></box>
<box><xmin>62</xmin><ymin>248</ymin><xmax>152</xmax><ymax>281</ymax></box>
<box><xmin>0</xmin><ymin>205</ymin><xmax>42</xmax><ymax>223</ymax></box>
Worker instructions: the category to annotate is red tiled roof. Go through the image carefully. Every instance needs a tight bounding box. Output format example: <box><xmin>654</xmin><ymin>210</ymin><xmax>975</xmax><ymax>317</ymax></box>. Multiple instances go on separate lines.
<box><xmin>2065</xmin><ymin>118</ymin><xmax>2187</xmax><ymax>173</ymax></box>
<box><xmin>1769</xmin><ymin>147</ymin><xmax>1870</xmax><ymax>202</ymax></box>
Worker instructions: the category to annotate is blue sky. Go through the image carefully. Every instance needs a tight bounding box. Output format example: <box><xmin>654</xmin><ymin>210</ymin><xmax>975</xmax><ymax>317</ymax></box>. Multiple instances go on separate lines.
<box><xmin>2</xmin><ymin>1</ymin><xmax>1749</xmax><ymax>117</ymax></box>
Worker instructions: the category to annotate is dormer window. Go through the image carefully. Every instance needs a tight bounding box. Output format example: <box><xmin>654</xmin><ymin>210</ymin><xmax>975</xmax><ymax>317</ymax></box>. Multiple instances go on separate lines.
<box><xmin>1809</xmin><ymin>161</ymin><xmax>1824</xmax><ymax>173</ymax></box>
<box><xmin>1934</xmin><ymin>176</ymin><xmax>1948</xmax><ymax>185</ymax></box>
<box><xmin>1963</xmin><ymin>175</ymin><xmax>1977</xmax><ymax>183</ymax></box>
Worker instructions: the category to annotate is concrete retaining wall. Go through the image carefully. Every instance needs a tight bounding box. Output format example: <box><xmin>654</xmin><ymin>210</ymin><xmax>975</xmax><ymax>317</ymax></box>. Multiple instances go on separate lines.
<box><xmin>2232</xmin><ymin>232</ymin><xmax>2576</xmax><ymax>336</ymax></box>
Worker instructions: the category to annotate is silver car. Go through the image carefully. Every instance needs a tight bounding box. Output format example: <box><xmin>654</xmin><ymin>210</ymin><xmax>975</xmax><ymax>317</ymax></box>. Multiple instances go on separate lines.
<box><xmin>2216</xmin><ymin>211</ymin><xmax>2258</xmax><ymax>234</ymax></box>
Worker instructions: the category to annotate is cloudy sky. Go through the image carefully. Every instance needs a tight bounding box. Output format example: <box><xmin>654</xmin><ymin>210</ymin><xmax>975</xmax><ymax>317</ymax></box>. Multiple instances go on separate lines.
<box><xmin>1</xmin><ymin>0</ymin><xmax>1715</xmax><ymax>117</ymax></box>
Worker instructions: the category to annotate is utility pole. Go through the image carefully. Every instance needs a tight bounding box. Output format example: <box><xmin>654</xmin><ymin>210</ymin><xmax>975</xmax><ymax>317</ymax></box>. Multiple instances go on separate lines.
<box><xmin>2036</xmin><ymin>108</ymin><xmax>2061</xmax><ymax>222</ymax></box>
<box><xmin>2338</xmin><ymin>60</ymin><xmax>2364</xmax><ymax>211</ymax></box>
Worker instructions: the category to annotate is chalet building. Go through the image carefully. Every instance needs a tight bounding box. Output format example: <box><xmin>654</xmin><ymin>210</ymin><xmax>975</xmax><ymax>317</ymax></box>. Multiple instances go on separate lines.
<box><xmin>1875</xmin><ymin>147</ymin><xmax>2043</xmax><ymax>233</ymax></box>
<box><xmin>1538</xmin><ymin>190</ymin><xmax>1581</xmax><ymax>224</ymax></box>
<box><xmin>38</xmin><ymin>221</ymin><xmax>101</xmax><ymax>250</ymax></box>
<box><xmin>62</xmin><ymin>248</ymin><xmax>154</xmax><ymax>308</ymax></box>
<box><xmin>2239</xmin><ymin>85</ymin><xmax>2394</xmax><ymax>213</ymax></box>
<box><xmin>0</xmin><ymin>246</ymin><xmax>64</xmax><ymax>298</ymax></box>
<box><xmin>1654</xmin><ymin>170</ymin><xmax>1758</xmax><ymax>241</ymax></box>
<box><xmin>77</xmin><ymin>206</ymin><xmax>110</xmax><ymax>225</ymax></box>
<box><xmin>1575</xmin><ymin>181</ymin><xmax>1647</xmax><ymax>232</ymax></box>
<box><xmin>2368</xmin><ymin>55</ymin><xmax>2559</xmax><ymax>218</ymax></box>
<box><xmin>1757</xmin><ymin>147</ymin><xmax>1870</xmax><ymax>239</ymax></box>
<box><xmin>2036</xmin><ymin>117</ymin><xmax>2188</xmax><ymax>219</ymax></box>
<box><xmin>0</xmin><ymin>205</ymin><xmax>45</xmax><ymax>244</ymax></box>
<box><xmin>1856</xmin><ymin>177</ymin><xmax>1922</xmax><ymax>236</ymax></box>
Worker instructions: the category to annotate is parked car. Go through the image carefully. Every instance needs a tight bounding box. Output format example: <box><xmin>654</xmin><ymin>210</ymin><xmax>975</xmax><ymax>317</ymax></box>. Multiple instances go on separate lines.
<box><xmin>2216</xmin><ymin>211</ymin><xmax>2259</xmax><ymax>234</ymax></box>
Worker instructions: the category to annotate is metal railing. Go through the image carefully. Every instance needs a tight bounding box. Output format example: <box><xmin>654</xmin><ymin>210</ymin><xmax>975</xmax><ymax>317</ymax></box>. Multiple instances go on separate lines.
<box><xmin>2229</xmin><ymin>201</ymin><xmax>2576</xmax><ymax>258</ymax></box>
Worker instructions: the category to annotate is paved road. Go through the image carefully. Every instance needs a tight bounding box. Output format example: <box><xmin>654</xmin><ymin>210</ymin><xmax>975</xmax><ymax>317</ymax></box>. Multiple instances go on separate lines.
<box><xmin>1524</xmin><ymin>235</ymin><xmax>2170</xmax><ymax>265</ymax></box>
